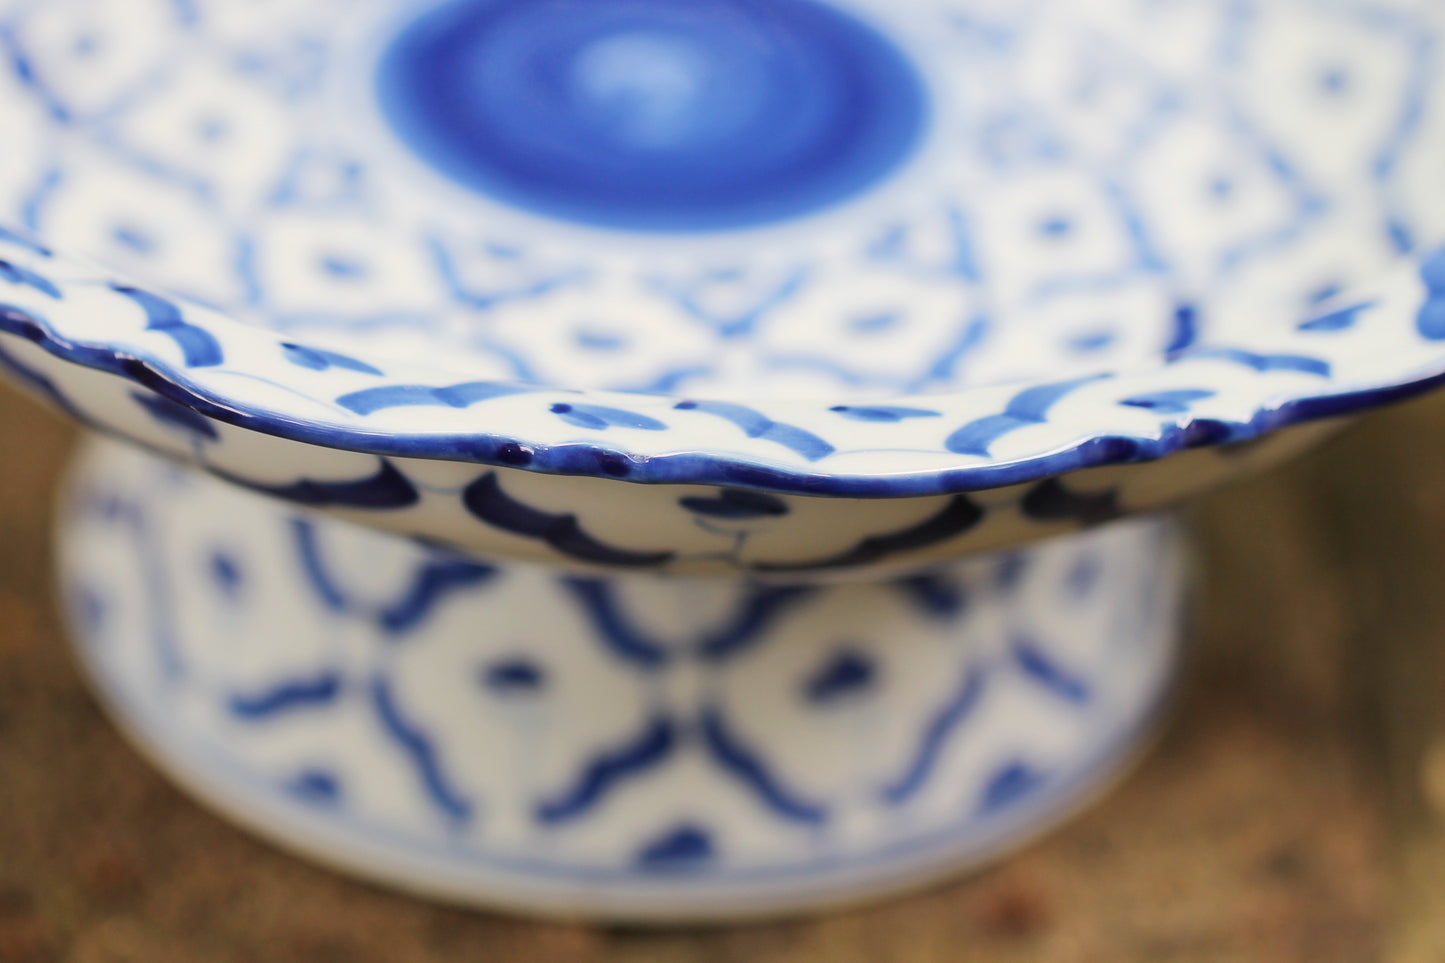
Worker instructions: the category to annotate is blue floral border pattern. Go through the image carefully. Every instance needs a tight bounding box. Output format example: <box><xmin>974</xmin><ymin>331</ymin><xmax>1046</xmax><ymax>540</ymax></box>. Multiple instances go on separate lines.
<box><xmin>3</xmin><ymin>231</ymin><xmax>1445</xmax><ymax>498</ymax></box>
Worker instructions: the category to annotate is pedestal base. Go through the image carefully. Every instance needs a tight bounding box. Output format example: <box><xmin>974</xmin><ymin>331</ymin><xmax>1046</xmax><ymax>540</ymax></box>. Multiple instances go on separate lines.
<box><xmin>57</xmin><ymin>438</ymin><xmax>1185</xmax><ymax>922</ymax></box>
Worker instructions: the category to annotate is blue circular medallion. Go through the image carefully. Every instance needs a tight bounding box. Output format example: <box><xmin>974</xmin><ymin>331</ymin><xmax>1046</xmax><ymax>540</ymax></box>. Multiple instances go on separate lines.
<box><xmin>375</xmin><ymin>0</ymin><xmax>929</xmax><ymax>232</ymax></box>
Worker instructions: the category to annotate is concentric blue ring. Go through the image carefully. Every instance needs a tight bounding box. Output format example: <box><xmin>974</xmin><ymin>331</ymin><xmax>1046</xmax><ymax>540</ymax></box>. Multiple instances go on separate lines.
<box><xmin>375</xmin><ymin>0</ymin><xmax>929</xmax><ymax>232</ymax></box>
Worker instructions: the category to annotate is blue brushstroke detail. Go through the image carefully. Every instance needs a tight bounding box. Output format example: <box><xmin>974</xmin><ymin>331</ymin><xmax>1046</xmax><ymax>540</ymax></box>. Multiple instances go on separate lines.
<box><xmin>1068</xmin><ymin>331</ymin><xmax>1115</xmax><ymax>353</ymax></box>
<box><xmin>131</xmin><ymin>390</ymin><xmax>218</xmax><ymax>439</ymax></box>
<box><xmin>1173</xmin><ymin>346</ymin><xmax>1331</xmax><ymax>377</ymax></box>
<box><xmin>881</xmin><ymin>668</ymin><xmax>986</xmax><ymax>805</ymax></box>
<box><xmin>0</xmin><ymin>225</ymin><xmax>51</xmax><ymax>258</ymax></box>
<box><xmin>946</xmin><ymin>374</ymin><xmax>1112</xmax><ymax>456</ymax></box>
<box><xmin>229</xmin><ymin>672</ymin><xmax>343</xmax><ymax>718</ymax></box>
<box><xmin>995</xmin><ymin>553</ymin><xmax>1027</xmax><ymax>591</ymax></box>
<box><xmin>635</xmin><ymin>824</ymin><xmax>715</xmax><ymax>871</ymax></box>
<box><xmin>804</xmin><ymin>650</ymin><xmax>875</xmax><ymax>704</ymax></box>
<box><xmin>829</xmin><ymin>404</ymin><xmax>941</xmax><ymax>422</ymax></box>
<box><xmin>282</xmin><ymin>341</ymin><xmax>384</xmax><ymax>375</ymax></box>
<box><xmin>71</xmin><ymin>582</ymin><xmax>107</xmax><ymax>635</ymax></box>
<box><xmin>550</xmin><ymin>402</ymin><xmax>667</xmax><ymax>431</ymax></box>
<box><xmin>755</xmin><ymin>495</ymin><xmax>982</xmax><ymax>572</ymax></box>
<box><xmin>1119</xmin><ymin>389</ymin><xmax>1215</xmax><ymax>414</ymax></box>
<box><xmin>1296</xmin><ymin>300</ymin><xmax>1377</xmax><ymax>333</ymax></box>
<box><xmin>209</xmin><ymin>551</ymin><xmax>242</xmax><ymax>598</ymax></box>
<box><xmin>0</xmin><ymin>29</ymin><xmax>70</xmax><ymax>123</ymax></box>
<box><xmin>1012</xmin><ymin>638</ymin><xmax>1090</xmax><ymax>704</ymax></box>
<box><xmin>849</xmin><ymin>310</ymin><xmax>901</xmax><ymax>332</ymax></box>
<box><xmin>1417</xmin><ymin>249</ymin><xmax>1445</xmax><ymax>340</ymax></box>
<box><xmin>111</xmin><ymin>226</ymin><xmax>155</xmax><ymax>255</ymax></box>
<box><xmin>1419</xmin><ymin>245</ymin><xmax>1445</xmax><ymax>293</ymax></box>
<box><xmin>426</xmin><ymin>234</ymin><xmax>585</xmax><ymax>311</ymax></box>
<box><xmin>336</xmin><ymin>381</ymin><xmax>536</xmax><ymax>415</ymax></box>
<box><xmin>1021</xmin><ymin>478</ymin><xmax>1121</xmax><ymax>525</ymax></box>
<box><xmin>226</xmin><ymin>459</ymin><xmax>418</xmax><ymax>509</ymax></box>
<box><xmin>371</xmin><ymin>676</ymin><xmax>474</xmax><ymax>824</ymax></box>
<box><xmin>172</xmin><ymin>0</ymin><xmax>200</xmax><ymax>28</ymax></box>
<box><xmin>0</xmin><ymin>317</ymin><xmax>87</xmax><ymax>420</ymax></box>
<box><xmin>697</xmin><ymin>585</ymin><xmax>814</xmax><ymax>661</ymax></box>
<box><xmin>318</xmin><ymin>253</ymin><xmax>367</xmax><ymax>279</ymax></box>
<box><xmin>109</xmin><ymin>283</ymin><xmax>223</xmax><ymax>368</ymax></box>
<box><xmin>1065</xmin><ymin>554</ymin><xmax>1099</xmax><ymax>598</ymax></box>
<box><xmin>561</xmin><ymin>578</ymin><xmax>669</xmax><ymax>668</ymax></box>
<box><xmin>894</xmin><ymin>572</ymin><xmax>967</xmax><ymax>618</ymax></box>
<box><xmin>536</xmin><ymin>716</ymin><xmax>675</xmax><ymax>824</ymax></box>
<box><xmin>679</xmin><ymin>489</ymin><xmax>789</xmax><ymax>520</ymax></box>
<box><xmin>673</xmin><ymin>400</ymin><xmax>835</xmax><ymax>461</ymax></box>
<box><xmin>651</xmin><ymin>267</ymin><xmax>809</xmax><ymax>339</ymax></box>
<box><xmin>1309</xmin><ymin>282</ymin><xmax>1344</xmax><ymax>306</ymax></box>
<box><xmin>290</xmin><ymin>518</ymin><xmax>350</xmax><ymax>613</ymax></box>
<box><xmin>700</xmin><ymin>706</ymin><xmax>828</xmax><ymax>825</ymax></box>
<box><xmin>1164</xmin><ymin>303</ymin><xmax>1199</xmax><ymax>354</ymax></box>
<box><xmin>463</xmin><ymin>473</ymin><xmax>674</xmax><ymax>568</ymax></box>
<box><xmin>95</xmin><ymin>494</ymin><xmax>185</xmax><ymax>682</ymax></box>
<box><xmin>284</xmin><ymin>768</ymin><xmax>342</xmax><ymax>806</ymax></box>
<box><xmin>481</xmin><ymin>658</ymin><xmax>546</xmax><ymax>693</ymax></box>
<box><xmin>978</xmin><ymin>761</ymin><xmax>1045</xmax><ymax>815</ymax></box>
<box><xmin>916</xmin><ymin>314</ymin><xmax>990</xmax><ymax>388</ymax></box>
<box><xmin>574</xmin><ymin>329</ymin><xmax>627</xmax><ymax>351</ymax></box>
<box><xmin>0</xmin><ymin>259</ymin><xmax>60</xmax><ymax>298</ymax></box>
<box><xmin>378</xmin><ymin>557</ymin><xmax>498</xmax><ymax>635</ymax></box>
<box><xmin>1389</xmin><ymin>218</ymin><xmax>1416</xmax><ymax>256</ymax></box>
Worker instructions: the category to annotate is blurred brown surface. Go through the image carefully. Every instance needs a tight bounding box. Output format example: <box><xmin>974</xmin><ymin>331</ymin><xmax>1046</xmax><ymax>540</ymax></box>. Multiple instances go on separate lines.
<box><xmin>3</xmin><ymin>379</ymin><xmax>1445</xmax><ymax>962</ymax></box>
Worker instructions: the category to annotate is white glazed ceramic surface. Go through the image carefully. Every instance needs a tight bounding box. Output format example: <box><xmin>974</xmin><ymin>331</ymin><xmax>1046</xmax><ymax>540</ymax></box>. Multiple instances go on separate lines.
<box><xmin>61</xmin><ymin>438</ymin><xmax>1183</xmax><ymax>920</ymax></box>
<box><xmin>0</xmin><ymin>0</ymin><xmax>1443</xmax><ymax>577</ymax></box>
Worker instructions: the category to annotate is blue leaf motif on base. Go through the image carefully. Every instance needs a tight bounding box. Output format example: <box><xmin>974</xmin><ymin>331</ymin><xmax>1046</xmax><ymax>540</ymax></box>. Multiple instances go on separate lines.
<box><xmin>371</xmin><ymin>676</ymin><xmax>475</xmax><ymax>825</ymax></box>
<box><xmin>229</xmin><ymin>672</ymin><xmax>343</xmax><ymax>719</ymax></box>
<box><xmin>635</xmin><ymin>825</ymin><xmax>716</xmax><ymax>872</ymax></box>
<box><xmin>679</xmin><ymin>489</ymin><xmax>790</xmax><ymax>519</ymax></box>
<box><xmin>463</xmin><ymin>473</ymin><xmax>675</xmax><ymax>568</ymax></box>
<box><xmin>221</xmin><ymin>459</ymin><xmax>420</xmax><ymax>510</ymax></box>
<box><xmin>755</xmin><ymin>495</ymin><xmax>982</xmax><ymax>572</ymax></box>
<box><xmin>1020</xmin><ymin>478</ymin><xmax>1120</xmax><ymax>526</ymax></box>
<box><xmin>803</xmin><ymin>650</ymin><xmax>876</xmax><ymax>704</ymax></box>
<box><xmin>535</xmin><ymin>716</ymin><xmax>676</xmax><ymax>824</ymax></box>
<box><xmin>132</xmin><ymin>390</ymin><xmax>218</xmax><ymax>439</ymax></box>
<box><xmin>978</xmin><ymin>761</ymin><xmax>1045</xmax><ymax>815</ymax></box>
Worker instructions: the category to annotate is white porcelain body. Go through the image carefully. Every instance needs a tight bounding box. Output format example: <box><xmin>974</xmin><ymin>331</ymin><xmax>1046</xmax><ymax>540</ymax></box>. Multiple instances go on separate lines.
<box><xmin>60</xmin><ymin>437</ymin><xmax>1184</xmax><ymax>921</ymax></box>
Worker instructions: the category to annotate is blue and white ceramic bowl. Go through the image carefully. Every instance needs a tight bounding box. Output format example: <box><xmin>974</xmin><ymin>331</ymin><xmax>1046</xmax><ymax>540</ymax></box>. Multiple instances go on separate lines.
<box><xmin>2</xmin><ymin>0</ymin><xmax>1444</xmax><ymax>920</ymax></box>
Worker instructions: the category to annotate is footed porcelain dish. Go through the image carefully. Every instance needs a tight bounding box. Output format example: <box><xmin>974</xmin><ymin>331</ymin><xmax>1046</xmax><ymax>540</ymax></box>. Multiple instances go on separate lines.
<box><xmin>3</xmin><ymin>0</ymin><xmax>1445</xmax><ymax>921</ymax></box>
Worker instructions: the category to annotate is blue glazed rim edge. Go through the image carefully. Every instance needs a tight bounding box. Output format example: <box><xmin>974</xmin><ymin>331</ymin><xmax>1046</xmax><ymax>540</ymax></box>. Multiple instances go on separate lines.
<box><xmin>5</xmin><ymin>310</ymin><xmax>1445</xmax><ymax>498</ymax></box>
<box><xmin>3</xmin><ymin>240</ymin><xmax>1444</xmax><ymax>498</ymax></box>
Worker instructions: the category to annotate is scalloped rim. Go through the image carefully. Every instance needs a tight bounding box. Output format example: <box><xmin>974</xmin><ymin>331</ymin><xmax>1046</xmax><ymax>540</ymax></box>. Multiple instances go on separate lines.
<box><xmin>2</xmin><ymin>231</ymin><xmax>1444</xmax><ymax>497</ymax></box>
